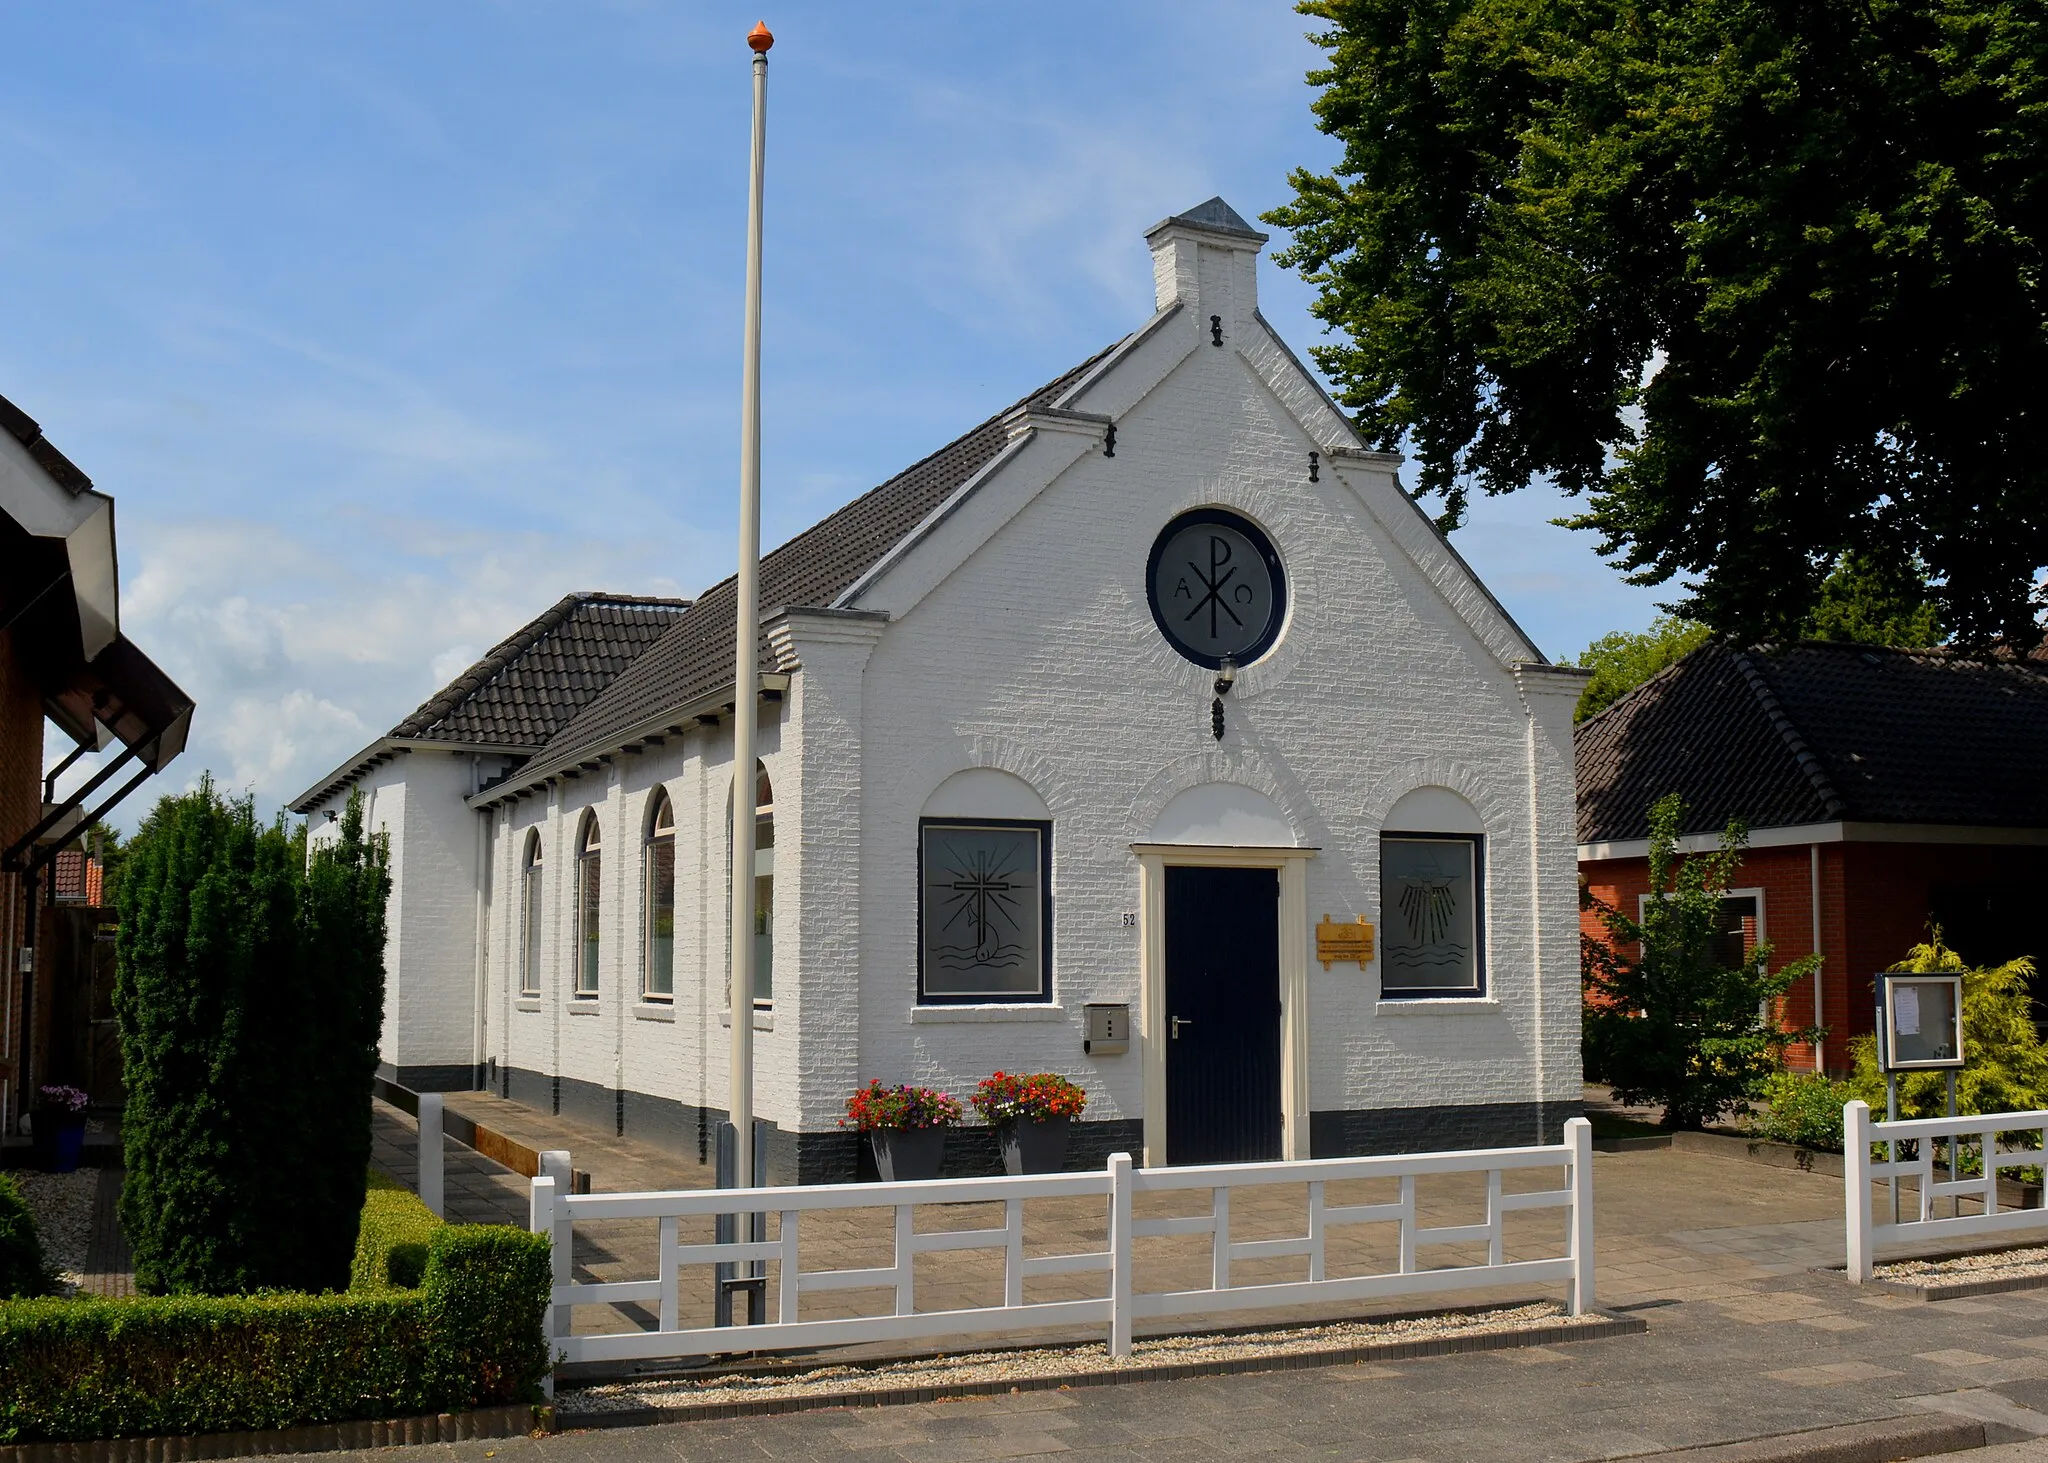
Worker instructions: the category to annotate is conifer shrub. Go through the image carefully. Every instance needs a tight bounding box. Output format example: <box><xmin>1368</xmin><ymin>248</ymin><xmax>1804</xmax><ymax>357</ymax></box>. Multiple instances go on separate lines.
<box><xmin>115</xmin><ymin>780</ymin><xmax>389</xmax><ymax>1295</ymax></box>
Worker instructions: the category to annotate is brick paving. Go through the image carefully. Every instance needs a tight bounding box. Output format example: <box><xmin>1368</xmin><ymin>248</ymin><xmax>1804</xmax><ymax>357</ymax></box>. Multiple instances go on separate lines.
<box><xmin>325</xmin><ymin>1094</ymin><xmax>2048</xmax><ymax>1459</ymax></box>
<box><xmin>78</xmin><ymin>1163</ymin><xmax>132</xmax><ymax>1297</ymax></box>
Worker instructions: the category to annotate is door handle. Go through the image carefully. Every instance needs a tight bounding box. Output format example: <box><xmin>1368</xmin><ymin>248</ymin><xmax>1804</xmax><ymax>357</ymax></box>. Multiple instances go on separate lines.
<box><xmin>1171</xmin><ymin>1016</ymin><xmax>1193</xmax><ymax>1040</ymax></box>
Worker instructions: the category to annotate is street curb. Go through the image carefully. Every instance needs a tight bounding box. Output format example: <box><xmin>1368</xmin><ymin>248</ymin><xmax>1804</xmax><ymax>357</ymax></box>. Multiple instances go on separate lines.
<box><xmin>554</xmin><ymin>1312</ymin><xmax>1647</xmax><ymax>1428</ymax></box>
<box><xmin>0</xmin><ymin>1405</ymin><xmax>540</xmax><ymax>1463</ymax></box>
<box><xmin>1669</xmin><ymin>1130</ymin><xmax>1844</xmax><ymax>1177</ymax></box>
<box><xmin>1853</xmin><ymin>1269</ymin><xmax>2048</xmax><ymax>1302</ymax></box>
<box><xmin>1606</xmin><ymin>1411</ymin><xmax>1982</xmax><ymax>1461</ymax></box>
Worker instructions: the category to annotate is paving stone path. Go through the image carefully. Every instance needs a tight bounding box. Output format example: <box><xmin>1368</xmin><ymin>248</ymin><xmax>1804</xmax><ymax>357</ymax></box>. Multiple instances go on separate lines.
<box><xmin>331</xmin><ymin>1094</ymin><xmax>2048</xmax><ymax>1458</ymax></box>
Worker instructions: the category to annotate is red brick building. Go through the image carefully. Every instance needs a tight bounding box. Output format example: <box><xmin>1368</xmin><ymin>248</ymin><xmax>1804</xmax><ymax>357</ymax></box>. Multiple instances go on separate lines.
<box><xmin>2</xmin><ymin>392</ymin><xmax>192</xmax><ymax>1133</ymax></box>
<box><xmin>1577</xmin><ymin>642</ymin><xmax>2048</xmax><ymax>1076</ymax></box>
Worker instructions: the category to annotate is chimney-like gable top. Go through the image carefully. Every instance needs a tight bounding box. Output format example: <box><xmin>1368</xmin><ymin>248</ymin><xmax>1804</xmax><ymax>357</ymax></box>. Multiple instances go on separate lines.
<box><xmin>1145</xmin><ymin>196</ymin><xmax>1269</xmax><ymax>244</ymax></box>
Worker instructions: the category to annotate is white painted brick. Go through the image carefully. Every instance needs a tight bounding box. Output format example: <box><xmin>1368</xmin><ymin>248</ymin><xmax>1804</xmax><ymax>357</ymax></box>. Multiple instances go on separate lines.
<box><xmin>365</xmin><ymin>217</ymin><xmax>1586</xmax><ymax>1146</ymax></box>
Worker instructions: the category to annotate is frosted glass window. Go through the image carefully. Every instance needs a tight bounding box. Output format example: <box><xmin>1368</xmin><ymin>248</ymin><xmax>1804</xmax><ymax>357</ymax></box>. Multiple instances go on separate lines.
<box><xmin>1380</xmin><ymin>834</ymin><xmax>1483</xmax><ymax>997</ymax></box>
<box><xmin>919</xmin><ymin>821</ymin><xmax>1050</xmax><ymax>1002</ymax></box>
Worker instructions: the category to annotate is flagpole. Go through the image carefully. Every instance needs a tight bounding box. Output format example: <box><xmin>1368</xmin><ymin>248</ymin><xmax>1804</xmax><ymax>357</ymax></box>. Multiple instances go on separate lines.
<box><xmin>729</xmin><ymin>18</ymin><xmax>772</xmax><ymax>1194</ymax></box>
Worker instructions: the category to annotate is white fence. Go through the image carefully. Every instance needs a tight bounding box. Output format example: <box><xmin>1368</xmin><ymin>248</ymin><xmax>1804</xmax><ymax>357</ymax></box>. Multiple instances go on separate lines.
<box><xmin>528</xmin><ymin>1117</ymin><xmax>1594</xmax><ymax>1367</ymax></box>
<box><xmin>1845</xmin><ymin>1099</ymin><xmax>2048</xmax><ymax>1281</ymax></box>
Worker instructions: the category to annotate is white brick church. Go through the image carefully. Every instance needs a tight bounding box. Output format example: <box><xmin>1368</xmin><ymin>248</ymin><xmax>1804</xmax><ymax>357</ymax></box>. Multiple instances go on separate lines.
<box><xmin>294</xmin><ymin>199</ymin><xmax>1588</xmax><ymax>1182</ymax></box>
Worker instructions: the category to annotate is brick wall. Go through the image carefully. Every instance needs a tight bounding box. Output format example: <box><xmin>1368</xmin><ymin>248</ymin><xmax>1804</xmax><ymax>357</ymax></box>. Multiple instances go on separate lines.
<box><xmin>1583</xmin><ymin>839</ymin><xmax>2048</xmax><ymax>1076</ymax></box>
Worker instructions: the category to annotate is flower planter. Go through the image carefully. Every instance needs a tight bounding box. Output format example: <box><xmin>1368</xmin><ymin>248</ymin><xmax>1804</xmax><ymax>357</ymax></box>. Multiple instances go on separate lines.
<box><xmin>996</xmin><ymin>1115</ymin><xmax>1072</xmax><ymax>1175</ymax></box>
<box><xmin>34</xmin><ymin>1113</ymin><xmax>88</xmax><ymax>1173</ymax></box>
<box><xmin>868</xmin><ymin>1126</ymin><xmax>947</xmax><ymax>1182</ymax></box>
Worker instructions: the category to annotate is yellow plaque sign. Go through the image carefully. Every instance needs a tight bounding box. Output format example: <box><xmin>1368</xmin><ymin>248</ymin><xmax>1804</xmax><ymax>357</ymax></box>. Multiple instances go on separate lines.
<box><xmin>1316</xmin><ymin>915</ymin><xmax>1374</xmax><ymax>970</ymax></box>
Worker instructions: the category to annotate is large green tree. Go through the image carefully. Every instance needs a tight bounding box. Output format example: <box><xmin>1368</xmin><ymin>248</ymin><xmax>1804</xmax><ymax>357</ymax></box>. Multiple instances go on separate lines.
<box><xmin>1268</xmin><ymin>0</ymin><xmax>2048</xmax><ymax>647</ymax></box>
<box><xmin>116</xmin><ymin>781</ymin><xmax>388</xmax><ymax>1294</ymax></box>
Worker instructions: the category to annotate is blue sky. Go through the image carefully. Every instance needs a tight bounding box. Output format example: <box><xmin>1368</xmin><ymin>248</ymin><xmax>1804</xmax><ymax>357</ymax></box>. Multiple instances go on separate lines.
<box><xmin>5</xmin><ymin>2</ymin><xmax>1664</xmax><ymax>827</ymax></box>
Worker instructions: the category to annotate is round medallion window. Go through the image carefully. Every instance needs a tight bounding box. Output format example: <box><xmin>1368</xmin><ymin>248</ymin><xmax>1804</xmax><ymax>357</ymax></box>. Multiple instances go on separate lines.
<box><xmin>1145</xmin><ymin>508</ymin><xmax>1287</xmax><ymax>669</ymax></box>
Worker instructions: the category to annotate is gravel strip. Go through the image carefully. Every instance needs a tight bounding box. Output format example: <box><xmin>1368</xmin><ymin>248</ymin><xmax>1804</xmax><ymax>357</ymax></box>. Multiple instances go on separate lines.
<box><xmin>560</xmin><ymin>1301</ymin><xmax>1578</xmax><ymax>1416</ymax></box>
<box><xmin>1877</xmin><ymin>1244</ymin><xmax>2048</xmax><ymax>1285</ymax></box>
<box><xmin>11</xmin><ymin>1170</ymin><xmax>96</xmax><ymax>1291</ymax></box>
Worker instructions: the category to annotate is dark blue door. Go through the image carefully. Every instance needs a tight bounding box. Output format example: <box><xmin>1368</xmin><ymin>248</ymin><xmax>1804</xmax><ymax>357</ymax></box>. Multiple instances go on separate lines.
<box><xmin>1164</xmin><ymin>865</ymin><xmax>1281</xmax><ymax>1165</ymax></box>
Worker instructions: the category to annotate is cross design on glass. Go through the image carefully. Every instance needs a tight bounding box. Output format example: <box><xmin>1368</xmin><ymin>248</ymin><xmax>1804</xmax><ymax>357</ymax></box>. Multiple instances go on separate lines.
<box><xmin>934</xmin><ymin>839</ymin><xmax>1027</xmax><ymax>966</ymax></box>
<box><xmin>1182</xmin><ymin>533</ymin><xmax>1244</xmax><ymax>639</ymax></box>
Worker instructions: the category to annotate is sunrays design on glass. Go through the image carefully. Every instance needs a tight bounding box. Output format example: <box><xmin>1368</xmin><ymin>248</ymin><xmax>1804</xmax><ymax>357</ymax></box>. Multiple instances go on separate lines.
<box><xmin>923</xmin><ymin>827</ymin><xmax>1040</xmax><ymax>983</ymax></box>
<box><xmin>1385</xmin><ymin>841</ymin><xmax>1473</xmax><ymax>978</ymax></box>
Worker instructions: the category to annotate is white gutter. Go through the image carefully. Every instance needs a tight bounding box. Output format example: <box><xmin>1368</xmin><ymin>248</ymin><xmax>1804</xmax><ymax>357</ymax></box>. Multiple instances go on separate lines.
<box><xmin>1580</xmin><ymin>819</ymin><xmax>2048</xmax><ymax>862</ymax></box>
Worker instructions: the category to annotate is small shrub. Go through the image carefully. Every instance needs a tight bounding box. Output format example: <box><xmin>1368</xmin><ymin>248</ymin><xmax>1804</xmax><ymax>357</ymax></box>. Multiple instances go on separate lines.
<box><xmin>1746</xmin><ymin>1071</ymin><xmax>1851</xmax><ymax>1151</ymax></box>
<box><xmin>418</xmin><ymin>1226</ymin><xmax>552</xmax><ymax>1410</ymax></box>
<box><xmin>0</xmin><ymin>1177</ymin><xmax>51</xmax><ymax>1299</ymax></box>
<box><xmin>840</xmin><ymin>1081</ymin><xmax>963</xmax><ymax>1131</ymax></box>
<box><xmin>350</xmin><ymin>1175</ymin><xmax>442</xmax><ymax>1292</ymax></box>
<box><xmin>970</xmin><ymin>1072</ymin><xmax>1088</xmax><ymax>1125</ymax></box>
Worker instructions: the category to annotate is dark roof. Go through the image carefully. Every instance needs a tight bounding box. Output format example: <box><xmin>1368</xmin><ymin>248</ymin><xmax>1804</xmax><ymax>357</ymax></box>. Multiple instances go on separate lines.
<box><xmin>527</xmin><ymin>344</ymin><xmax>1120</xmax><ymax>773</ymax></box>
<box><xmin>1577</xmin><ymin>641</ymin><xmax>2048</xmax><ymax>843</ymax></box>
<box><xmin>389</xmin><ymin>592</ymin><xmax>690</xmax><ymax>748</ymax></box>
<box><xmin>0</xmin><ymin>391</ymin><xmax>94</xmax><ymax>494</ymax></box>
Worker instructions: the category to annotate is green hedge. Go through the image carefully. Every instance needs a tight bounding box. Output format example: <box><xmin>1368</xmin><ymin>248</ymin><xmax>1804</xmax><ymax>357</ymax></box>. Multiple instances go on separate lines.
<box><xmin>350</xmin><ymin>1174</ymin><xmax>443</xmax><ymax>1291</ymax></box>
<box><xmin>0</xmin><ymin>1225</ymin><xmax>551</xmax><ymax>1444</ymax></box>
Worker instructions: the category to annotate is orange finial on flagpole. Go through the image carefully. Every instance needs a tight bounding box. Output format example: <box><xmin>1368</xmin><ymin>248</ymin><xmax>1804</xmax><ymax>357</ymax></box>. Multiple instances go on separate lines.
<box><xmin>748</xmin><ymin>20</ymin><xmax>774</xmax><ymax>52</ymax></box>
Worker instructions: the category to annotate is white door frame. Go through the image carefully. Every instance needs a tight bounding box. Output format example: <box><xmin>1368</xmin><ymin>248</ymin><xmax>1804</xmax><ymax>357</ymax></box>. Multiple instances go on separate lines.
<box><xmin>1130</xmin><ymin>842</ymin><xmax>1317</xmax><ymax>1168</ymax></box>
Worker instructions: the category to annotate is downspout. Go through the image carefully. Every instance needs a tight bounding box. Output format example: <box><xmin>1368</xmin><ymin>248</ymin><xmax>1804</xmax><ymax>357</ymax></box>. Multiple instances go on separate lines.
<box><xmin>13</xmin><ymin>867</ymin><xmax>37</xmax><ymax>1124</ymax></box>
<box><xmin>472</xmin><ymin>755</ymin><xmax>489</xmax><ymax>1091</ymax></box>
<box><xmin>1810</xmin><ymin>843</ymin><xmax>1825</xmax><ymax>1074</ymax></box>
<box><xmin>2</xmin><ymin>866</ymin><xmax>16</xmax><ymax>1135</ymax></box>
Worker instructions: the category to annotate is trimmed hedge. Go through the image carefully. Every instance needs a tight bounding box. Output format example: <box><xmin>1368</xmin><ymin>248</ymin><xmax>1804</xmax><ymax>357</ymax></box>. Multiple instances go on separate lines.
<box><xmin>351</xmin><ymin>1174</ymin><xmax>443</xmax><ymax>1292</ymax></box>
<box><xmin>0</xmin><ymin>1224</ymin><xmax>550</xmax><ymax>1444</ymax></box>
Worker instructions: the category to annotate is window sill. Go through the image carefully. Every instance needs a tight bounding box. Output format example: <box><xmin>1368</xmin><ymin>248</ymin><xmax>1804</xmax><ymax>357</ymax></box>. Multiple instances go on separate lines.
<box><xmin>566</xmin><ymin>1001</ymin><xmax>603</xmax><ymax>1017</ymax></box>
<box><xmin>514</xmin><ymin>998</ymin><xmax>541</xmax><ymax>1013</ymax></box>
<box><xmin>719</xmin><ymin>1009</ymin><xmax>775</xmax><ymax>1031</ymax></box>
<box><xmin>1376</xmin><ymin>996</ymin><xmax>1499</xmax><ymax>1015</ymax></box>
<box><xmin>911</xmin><ymin>1004</ymin><xmax>1064</xmax><ymax>1024</ymax></box>
<box><xmin>632</xmin><ymin>1002</ymin><xmax>676</xmax><ymax>1023</ymax></box>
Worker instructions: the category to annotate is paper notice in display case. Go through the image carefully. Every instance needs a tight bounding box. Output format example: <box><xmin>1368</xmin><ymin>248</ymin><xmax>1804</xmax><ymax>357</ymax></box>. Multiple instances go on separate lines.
<box><xmin>1894</xmin><ymin>984</ymin><xmax>1921</xmax><ymax>1036</ymax></box>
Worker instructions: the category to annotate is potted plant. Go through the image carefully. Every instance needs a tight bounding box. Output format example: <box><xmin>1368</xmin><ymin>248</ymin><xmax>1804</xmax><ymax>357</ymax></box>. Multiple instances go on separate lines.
<box><xmin>842</xmin><ymin>1080</ymin><xmax>963</xmax><ymax>1182</ymax></box>
<box><xmin>972</xmin><ymin>1072</ymin><xmax>1087</xmax><ymax>1175</ymax></box>
<box><xmin>34</xmin><ymin>1085</ymin><xmax>90</xmax><ymax>1173</ymax></box>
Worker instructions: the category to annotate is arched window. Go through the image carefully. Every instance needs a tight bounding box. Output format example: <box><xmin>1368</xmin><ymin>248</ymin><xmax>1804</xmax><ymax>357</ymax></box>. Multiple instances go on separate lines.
<box><xmin>753</xmin><ymin>764</ymin><xmax>774</xmax><ymax>1004</ymax></box>
<box><xmin>520</xmin><ymin>830</ymin><xmax>543</xmax><ymax>998</ymax></box>
<box><xmin>643</xmin><ymin>789</ymin><xmax>676</xmax><ymax>999</ymax></box>
<box><xmin>1380</xmin><ymin>786</ymin><xmax>1485</xmax><ymax>1000</ymax></box>
<box><xmin>917</xmin><ymin>768</ymin><xmax>1053</xmax><ymax>1004</ymax></box>
<box><xmin>726</xmin><ymin>761</ymin><xmax>774</xmax><ymax>1006</ymax></box>
<box><xmin>574</xmin><ymin>813</ymin><xmax>602</xmax><ymax>998</ymax></box>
